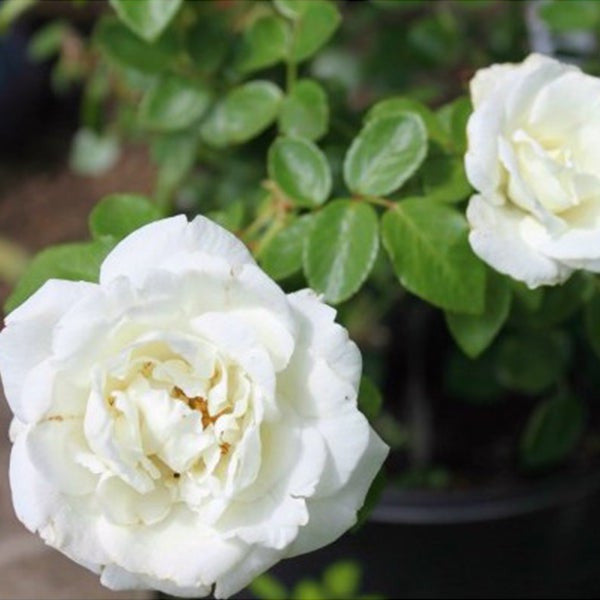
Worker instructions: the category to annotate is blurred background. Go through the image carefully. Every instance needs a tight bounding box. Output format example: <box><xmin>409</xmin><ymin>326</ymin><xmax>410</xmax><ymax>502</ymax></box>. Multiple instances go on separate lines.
<box><xmin>1</xmin><ymin>0</ymin><xmax>600</xmax><ymax>598</ymax></box>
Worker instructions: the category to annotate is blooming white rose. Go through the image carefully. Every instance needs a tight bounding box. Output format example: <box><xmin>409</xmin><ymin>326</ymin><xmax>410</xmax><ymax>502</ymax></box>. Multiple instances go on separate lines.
<box><xmin>0</xmin><ymin>216</ymin><xmax>388</xmax><ymax>598</ymax></box>
<box><xmin>465</xmin><ymin>53</ymin><xmax>600</xmax><ymax>288</ymax></box>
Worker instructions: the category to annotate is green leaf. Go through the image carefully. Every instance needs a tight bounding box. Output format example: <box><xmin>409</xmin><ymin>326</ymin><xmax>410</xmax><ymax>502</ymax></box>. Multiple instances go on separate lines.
<box><xmin>446</xmin><ymin>272</ymin><xmax>511</xmax><ymax>358</ymax></box>
<box><xmin>304</xmin><ymin>200</ymin><xmax>379</xmax><ymax>304</ymax></box>
<box><xmin>139</xmin><ymin>74</ymin><xmax>211</xmax><ymax>131</ymax></box>
<box><xmin>258</xmin><ymin>214</ymin><xmax>314</xmax><ymax>280</ymax></box>
<box><xmin>520</xmin><ymin>392</ymin><xmax>584</xmax><ymax>470</ymax></box>
<box><xmin>353</xmin><ymin>468</ymin><xmax>386</xmax><ymax>531</ymax></box>
<box><xmin>437</xmin><ymin>97</ymin><xmax>472</xmax><ymax>154</ymax></box>
<box><xmin>274</xmin><ymin>0</ymin><xmax>308</xmax><ymax>20</ymax></box>
<box><xmin>89</xmin><ymin>194</ymin><xmax>161</xmax><ymax>241</ymax></box>
<box><xmin>539</xmin><ymin>0</ymin><xmax>600</xmax><ymax>32</ymax></box>
<box><xmin>344</xmin><ymin>114</ymin><xmax>427</xmax><ymax>197</ymax></box>
<box><xmin>268</xmin><ymin>137</ymin><xmax>331</xmax><ymax>207</ymax></box>
<box><xmin>584</xmin><ymin>292</ymin><xmax>600</xmax><ymax>361</ymax></box>
<box><xmin>249</xmin><ymin>574</ymin><xmax>288</xmax><ymax>600</ymax></box>
<box><xmin>184</xmin><ymin>15</ymin><xmax>230</xmax><ymax>75</ymax></box>
<box><xmin>291</xmin><ymin>0</ymin><xmax>341</xmax><ymax>62</ymax></box>
<box><xmin>496</xmin><ymin>331</ymin><xmax>571</xmax><ymax>395</ymax></box>
<box><xmin>28</xmin><ymin>20</ymin><xmax>68</xmax><ymax>62</ymax></box>
<box><xmin>293</xmin><ymin>580</ymin><xmax>326</xmax><ymax>600</ymax></box>
<box><xmin>323</xmin><ymin>561</ymin><xmax>362</xmax><ymax>598</ymax></box>
<box><xmin>510</xmin><ymin>273</ymin><xmax>592</xmax><ymax>329</ymax></box>
<box><xmin>69</xmin><ymin>128</ymin><xmax>120</xmax><ymax>176</ymax></box>
<box><xmin>279</xmin><ymin>79</ymin><xmax>328</xmax><ymax>141</ymax></box>
<box><xmin>109</xmin><ymin>0</ymin><xmax>182</xmax><ymax>42</ymax></box>
<box><xmin>200</xmin><ymin>81</ymin><xmax>283</xmax><ymax>148</ymax></box>
<box><xmin>358</xmin><ymin>375</ymin><xmax>383</xmax><ymax>421</ymax></box>
<box><xmin>0</xmin><ymin>0</ymin><xmax>35</xmax><ymax>32</ymax></box>
<box><xmin>5</xmin><ymin>239</ymin><xmax>115</xmax><ymax>314</ymax></box>
<box><xmin>151</xmin><ymin>132</ymin><xmax>198</xmax><ymax>202</ymax></box>
<box><xmin>510</xmin><ymin>280</ymin><xmax>545</xmax><ymax>313</ymax></box>
<box><xmin>236</xmin><ymin>14</ymin><xmax>290</xmax><ymax>73</ymax></box>
<box><xmin>422</xmin><ymin>152</ymin><xmax>471</xmax><ymax>203</ymax></box>
<box><xmin>94</xmin><ymin>17</ymin><xmax>176</xmax><ymax>75</ymax></box>
<box><xmin>366</xmin><ymin>96</ymin><xmax>446</xmax><ymax>145</ymax></box>
<box><xmin>381</xmin><ymin>198</ymin><xmax>486</xmax><ymax>314</ymax></box>
<box><xmin>445</xmin><ymin>350</ymin><xmax>503</xmax><ymax>404</ymax></box>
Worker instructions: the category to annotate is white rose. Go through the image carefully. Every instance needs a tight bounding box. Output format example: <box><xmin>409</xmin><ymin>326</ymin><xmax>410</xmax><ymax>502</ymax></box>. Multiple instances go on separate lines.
<box><xmin>465</xmin><ymin>53</ymin><xmax>600</xmax><ymax>288</ymax></box>
<box><xmin>0</xmin><ymin>216</ymin><xmax>388</xmax><ymax>598</ymax></box>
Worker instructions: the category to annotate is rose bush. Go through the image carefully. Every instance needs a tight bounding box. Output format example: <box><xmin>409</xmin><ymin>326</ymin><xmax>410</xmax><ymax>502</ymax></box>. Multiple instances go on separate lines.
<box><xmin>466</xmin><ymin>53</ymin><xmax>600</xmax><ymax>288</ymax></box>
<box><xmin>0</xmin><ymin>215</ymin><xmax>387</xmax><ymax>598</ymax></box>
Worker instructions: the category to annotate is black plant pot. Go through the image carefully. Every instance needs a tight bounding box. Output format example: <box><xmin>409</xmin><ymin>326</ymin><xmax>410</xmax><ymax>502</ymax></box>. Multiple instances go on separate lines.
<box><xmin>241</xmin><ymin>471</ymin><xmax>600</xmax><ymax>599</ymax></box>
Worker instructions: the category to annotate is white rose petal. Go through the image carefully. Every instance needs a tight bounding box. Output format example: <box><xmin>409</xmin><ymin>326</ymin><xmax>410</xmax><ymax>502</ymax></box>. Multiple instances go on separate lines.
<box><xmin>0</xmin><ymin>215</ymin><xmax>389</xmax><ymax>598</ymax></box>
<box><xmin>465</xmin><ymin>53</ymin><xmax>600</xmax><ymax>288</ymax></box>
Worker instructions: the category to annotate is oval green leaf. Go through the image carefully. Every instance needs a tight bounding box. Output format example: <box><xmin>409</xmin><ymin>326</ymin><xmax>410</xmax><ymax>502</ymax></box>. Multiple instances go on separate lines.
<box><xmin>445</xmin><ymin>272</ymin><xmax>512</xmax><ymax>358</ymax></box>
<box><xmin>236</xmin><ymin>15</ymin><xmax>289</xmax><ymax>73</ymax></box>
<box><xmin>279</xmin><ymin>79</ymin><xmax>328</xmax><ymax>141</ymax></box>
<box><xmin>344</xmin><ymin>113</ymin><xmax>427</xmax><ymax>197</ymax></box>
<box><xmin>496</xmin><ymin>331</ymin><xmax>571</xmax><ymax>395</ymax></box>
<box><xmin>5</xmin><ymin>239</ymin><xmax>115</xmax><ymax>314</ymax></box>
<box><xmin>304</xmin><ymin>200</ymin><xmax>379</xmax><ymax>304</ymax></box>
<box><xmin>94</xmin><ymin>18</ymin><xmax>175</xmax><ymax>74</ymax></box>
<box><xmin>381</xmin><ymin>198</ymin><xmax>485</xmax><ymax>314</ymax></box>
<box><xmin>89</xmin><ymin>194</ymin><xmax>162</xmax><ymax>241</ymax></box>
<box><xmin>366</xmin><ymin>96</ymin><xmax>446</xmax><ymax>145</ymax></box>
<box><xmin>520</xmin><ymin>392</ymin><xmax>584</xmax><ymax>470</ymax></box>
<box><xmin>139</xmin><ymin>74</ymin><xmax>211</xmax><ymax>132</ymax></box>
<box><xmin>291</xmin><ymin>0</ymin><xmax>341</xmax><ymax>62</ymax></box>
<box><xmin>109</xmin><ymin>0</ymin><xmax>182</xmax><ymax>42</ymax></box>
<box><xmin>258</xmin><ymin>214</ymin><xmax>314</xmax><ymax>281</ymax></box>
<box><xmin>268</xmin><ymin>137</ymin><xmax>331</xmax><ymax>207</ymax></box>
<box><xmin>200</xmin><ymin>81</ymin><xmax>283</xmax><ymax>148</ymax></box>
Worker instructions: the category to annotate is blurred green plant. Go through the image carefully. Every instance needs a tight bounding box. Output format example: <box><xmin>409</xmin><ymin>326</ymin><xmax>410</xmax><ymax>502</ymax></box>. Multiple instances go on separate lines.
<box><xmin>4</xmin><ymin>0</ymin><xmax>598</xmax><ymax>511</ymax></box>
<box><xmin>250</xmin><ymin>560</ymin><xmax>383</xmax><ymax>600</ymax></box>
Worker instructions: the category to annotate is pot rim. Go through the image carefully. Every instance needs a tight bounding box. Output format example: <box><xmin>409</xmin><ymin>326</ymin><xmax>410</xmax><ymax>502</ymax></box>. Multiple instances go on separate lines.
<box><xmin>371</xmin><ymin>469</ymin><xmax>600</xmax><ymax>524</ymax></box>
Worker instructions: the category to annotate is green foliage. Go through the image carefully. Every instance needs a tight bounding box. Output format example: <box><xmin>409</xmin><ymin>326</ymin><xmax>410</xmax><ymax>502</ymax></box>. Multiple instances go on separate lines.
<box><xmin>354</xmin><ymin>468</ymin><xmax>386</xmax><ymax>531</ymax></box>
<box><xmin>422</xmin><ymin>152</ymin><xmax>472</xmax><ymax>204</ymax></box>
<box><xmin>344</xmin><ymin>113</ymin><xmax>427</xmax><ymax>197</ymax></box>
<box><xmin>0</xmin><ymin>0</ymin><xmax>35</xmax><ymax>32</ymax></box>
<box><xmin>28</xmin><ymin>21</ymin><xmax>68</xmax><ymax>62</ymax></box>
<box><xmin>437</xmin><ymin>97</ymin><xmax>472</xmax><ymax>154</ymax></box>
<box><xmin>495</xmin><ymin>331</ymin><xmax>571</xmax><ymax>395</ymax></box>
<box><xmin>446</xmin><ymin>272</ymin><xmax>512</xmax><ymax>358</ymax></box>
<box><xmin>251</xmin><ymin>559</ymin><xmax>379</xmax><ymax>600</ymax></box>
<box><xmin>258</xmin><ymin>214</ymin><xmax>314</xmax><ymax>280</ymax></box>
<box><xmin>11</xmin><ymin>0</ymin><xmax>598</xmax><ymax>503</ymax></box>
<box><xmin>94</xmin><ymin>18</ymin><xmax>176</xmax><ymax>74</ymax></box>
<box><xmin>539</xmin><ymin>0</ymin><xmax>600</xmax><ymax>32</ymax></box>
<box><xmin>279</xmin><ymin>79</ymin><xmax>329</xmax><ymax>141</ymax></box>
<box><xmin>290</xmin><ymin>0</ymin><xmax>341</xmax><ymax>63</ymax></box>
<box><xmin>381</xmin><ymin>199</ymin><xmax>486</xmax><ymax>314</ymax></box>
<box><xmin>584</xmin><ymin>291</ymin><xmax>600</xmax><ymax>360</ymax></box>
<box><xmin>445</xmin><ymin>350</ymin><xmax>503</xmax><ymax>404</ymax></box>
<box><xmin>236</xmin><ymin>14</ymin><xmax>290</xmax><ymax>73</ymax></box>
<box><xmin>89</xmin><ymin>194</ymin><xmax>162</xmax><ymax>241</ymax></box>
<box><xmin>520</xmin><ymin>392</ymin><xmax>585</xmax><ymax>470</ymax></box>
<box><xmin>109</xmin><ymin>0</ymin><xmax>182</xmax><ymax>42</ymax></box>
<box><xmin>268</xmin><ymin>137</ymin><xmax>331</xmax><ymax>207</ymax></box>
<box><xmin>5</xmin><ymin>239</ymin><xmax>115</xmax><ymax>314</ymax></box>
<box><xmin>305</xmin><ymin>200</ymin><xmax>379</xmax><ymax>304</ymax></box>
<box><xmin>250</xmin><ymin>573</ymin><xmax>288</xmax><ymax>600</ymax></box>
<box><xmin>201</xmin><ymin>81</ymin><xmax>283</xmax><ymax>147</ymax></box>
<box><xmin>358</xmin><ymin>376</ymin><xmax>383</xmax><ymax>422</ymax></box>
<box><xmin>139</xmin><ymin>75</ymin><xmax>212</xmax><ymax>132</ymax></box>
<box><xmin>366</xmin><ymin>96</ymin><xmax>446</xmax><ymax>145</ymax></box>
